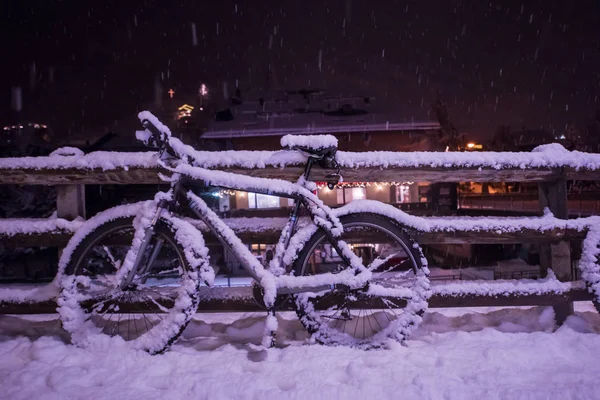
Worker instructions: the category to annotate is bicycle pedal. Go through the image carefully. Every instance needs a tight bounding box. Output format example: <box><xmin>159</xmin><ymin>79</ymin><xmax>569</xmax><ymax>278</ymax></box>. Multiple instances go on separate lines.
<box><xmin>333</xmin><ymin>283</ymin><xmax>352</xmax><ymax>292</ymax></box>
<box><xmin>323</xmin><ymin>308</ymin><xmax>352</xmax><ymax>321</ymax></box>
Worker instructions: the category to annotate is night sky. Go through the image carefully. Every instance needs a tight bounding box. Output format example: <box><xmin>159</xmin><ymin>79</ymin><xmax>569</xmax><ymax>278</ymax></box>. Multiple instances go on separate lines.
<box><xmin>2</xmin><ymin>0</ymin><xmax>599</xmax><ymax>141</ymax></box>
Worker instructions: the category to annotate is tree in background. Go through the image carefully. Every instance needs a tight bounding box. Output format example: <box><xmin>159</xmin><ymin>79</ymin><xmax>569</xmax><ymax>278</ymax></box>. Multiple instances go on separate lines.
<box><xmin>491</xmin><ymin>125</ymin><xmax>515</xmax><ymax>152</ymax></box>
<box><xmin>582</xmin><ymin>109</ymin><xmax>600</xmax><ymax>153</ymax></box>
<box><xmin>432</xmin><ymin>92</ymin><xmax>465</xmax><ymax>151</ymax></box>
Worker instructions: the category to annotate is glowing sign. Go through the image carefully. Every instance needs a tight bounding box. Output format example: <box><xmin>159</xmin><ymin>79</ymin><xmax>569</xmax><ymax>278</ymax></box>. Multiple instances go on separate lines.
<box><xmin>177</xmin><ymin>104</ymin><xmax>194</xmax><ymax>119</ymax></box>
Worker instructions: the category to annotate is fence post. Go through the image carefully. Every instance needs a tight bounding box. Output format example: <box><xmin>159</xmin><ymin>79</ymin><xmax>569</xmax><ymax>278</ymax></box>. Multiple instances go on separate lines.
<box><xmin>538</xmin><ymin>173</ymin><xmax>572</xmax><ymax>325</ymax></box>
<box><xmin>56</xmin><ymin>185</ymin><xmax>86</xmax><ymax>220</ymax></box>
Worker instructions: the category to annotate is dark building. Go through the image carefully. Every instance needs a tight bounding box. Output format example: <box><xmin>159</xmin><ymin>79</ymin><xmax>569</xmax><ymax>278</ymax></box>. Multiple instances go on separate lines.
<box><xmin>202</xmin><ymin>90</ymin><xmax>441</xmax><ymax>152</ymax></box>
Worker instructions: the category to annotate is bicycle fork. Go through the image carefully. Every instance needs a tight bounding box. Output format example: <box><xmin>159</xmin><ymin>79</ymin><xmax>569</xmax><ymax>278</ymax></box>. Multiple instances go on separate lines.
<box><xmin>120</xmin><ymin>202</ymin><xmax>167</xmax><ymax>290</ymax></box>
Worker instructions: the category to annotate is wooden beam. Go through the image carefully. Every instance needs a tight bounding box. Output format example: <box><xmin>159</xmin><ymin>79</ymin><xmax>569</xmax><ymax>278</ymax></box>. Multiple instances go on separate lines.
<box><xmin>0</xmin><ymin>225</ymin><xmax>587</xmax><ymax>249</ymax></box>
<box><xmin>413</xmin><ymin>228</ymin><xmax>586</xmax><ymax>244</ymax></box>
<box><xmin>56</xmin><ymin>185</ymin><xmax>86</xmax><ymax>220</ymax></box>
<box><xmin>563</xmin><ymin>167</ymin><xmax>600</xmax><ymax>181</ymax></box>
<box><xmin>0</xmin><ymin>165</ymin><xmax>576</xmax><ymax>185</ymax></box>
<box><xmin>538</xmin><ymin>176</ymin><xmax>573</xmax><ymax>324</ymax></box>
<box><xmin>0</xmin><ymin>167</ymin><xmax>164</xmax><ymax>185</ymax></box>
<box><xmin>0</xmin><ymin>286</ymin><xmax>592</xmax><ymax>314</ymax></box>
<box><xmin>0</xmin><ymin>230</ymin><xmax>74</xmax><ymax>248</ymax></box>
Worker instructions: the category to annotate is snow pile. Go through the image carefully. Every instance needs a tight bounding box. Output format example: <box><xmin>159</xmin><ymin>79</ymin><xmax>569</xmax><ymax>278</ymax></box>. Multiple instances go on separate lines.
<box><xmin>280</xmin><ymin>134</ymin><xmax>338</xmax><ymax>150</ymax></box>
<box><xmin>0</xmin><ymin>151</ymin><xmax>158</xmax><ymax>171</ymax></box>
<box><xmin>0</xmin><ymin>218</ymin><xmax>83</xmax><ymax>236</ymax></box>
<box><xmin>531</xmin><ymin>143</ymin><xmax>570</xmax><ymax>154</ymax></box>
<box><xmin>1</xmin><ymin>306</ymin><xmax>600</xmax><ymax>399</ymax></box>
<box><xmin>432</xmin><ymin>270</ymin><xmax>586</xmax><ymax>298</ymax></box>
<box><xmin>49</xmin><ymin>147</ymin><xmax>84</xmax><ymax>157</ymax></box>
<box><xmin>0</xmin><ymin>283</ymin><xmax>60</xmax><ymax>303</ymax></box>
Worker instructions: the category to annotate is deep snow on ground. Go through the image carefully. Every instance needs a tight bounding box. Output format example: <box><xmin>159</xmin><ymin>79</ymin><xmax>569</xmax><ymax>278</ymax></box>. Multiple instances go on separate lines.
<box><xmin>2</xmin><ymin>304</ymin><xmax>600</xmax><ymax>400</ymax></box>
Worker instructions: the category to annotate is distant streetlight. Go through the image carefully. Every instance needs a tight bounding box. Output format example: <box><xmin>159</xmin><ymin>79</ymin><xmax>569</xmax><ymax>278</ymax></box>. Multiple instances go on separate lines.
<box><xmin>466</xmin><ymin>142</ymin><xmax>483</xmax><ymax>150</ymax></box>
<box><xmin>199</xmin><ymin>84</ymin><xmax>208</xmax><ymax>97</ymax></box>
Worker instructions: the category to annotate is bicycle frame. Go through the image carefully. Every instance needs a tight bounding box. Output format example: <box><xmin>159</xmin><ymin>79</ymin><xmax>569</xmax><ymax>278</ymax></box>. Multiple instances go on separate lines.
<box><xmin>123</xmin><ymin>152</ymin><xmax>359</xmax><ymax>297</ymax></box>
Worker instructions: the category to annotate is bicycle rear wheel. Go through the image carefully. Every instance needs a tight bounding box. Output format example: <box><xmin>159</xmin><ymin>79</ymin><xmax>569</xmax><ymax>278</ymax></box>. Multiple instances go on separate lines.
<box><xmin>58</xmin><ymin>216</ymin><xmax>201</xmax><ymax>354</ymax></box>
<box><xmin>293</xmin><ymin>213</ymin><xmax>430</xmax><ymax>348</ymax></box>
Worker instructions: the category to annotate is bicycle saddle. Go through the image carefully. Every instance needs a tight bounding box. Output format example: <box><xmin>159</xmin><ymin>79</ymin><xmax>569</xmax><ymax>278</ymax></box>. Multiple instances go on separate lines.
<box><xmin>280</xmin><ymin>134</ymin><xmax>338</xmax><ymax>158</ymax></box>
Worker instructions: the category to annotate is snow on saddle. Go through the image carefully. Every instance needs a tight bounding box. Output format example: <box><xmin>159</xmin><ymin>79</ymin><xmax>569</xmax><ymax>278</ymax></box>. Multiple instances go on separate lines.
<box><xmin>280</xmin><ymin>134</ymin><xmax>338</xmax><ymax>158</ymax></box>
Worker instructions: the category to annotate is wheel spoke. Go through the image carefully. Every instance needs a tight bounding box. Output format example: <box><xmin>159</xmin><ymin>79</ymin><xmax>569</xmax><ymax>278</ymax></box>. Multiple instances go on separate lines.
<box><xmin>101</xmin><ymin>245</ymin><xmax>120</xmax><ymax>270</ymax></box>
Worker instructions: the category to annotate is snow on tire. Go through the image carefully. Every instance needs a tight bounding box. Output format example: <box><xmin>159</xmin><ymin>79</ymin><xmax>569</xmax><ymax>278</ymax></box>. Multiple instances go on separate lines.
<box><xmin>292</xmin><ymin>213</ymin><xmax>431</xmax><ymax>348</ymax></box>
<box><xmin>57</xmin><ymin>203</ymin><xmax>209</xmax><ymax>354</ymax></box>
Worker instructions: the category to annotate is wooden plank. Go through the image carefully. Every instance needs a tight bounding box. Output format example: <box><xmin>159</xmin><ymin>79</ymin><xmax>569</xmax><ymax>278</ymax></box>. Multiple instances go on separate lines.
<box><xmin>0</xmin><ymin>167</ymin><xmax>164</xmax><ymax>185</ymax></box>
<box><xmin>0</xmin><ymin>165</ymin><xmax>569</xmax><ymax>185</ymax></box>
<box><xmin>0</xmin><ymin>226</ymin><xmax>587</xmax><ymax>249</ymax></box>
<box><xmin>563</xmin><ymin>167</ymin><xmax>600</xmax><ymax>181</ymax></box>
<box><xmin>56</xmin><ymin>185</ymin><xmax>86</xmax><ymax>220</ymax></box>
<box><xmin>0</xmin><ymin>231</ymin><xmax>73</xmax><ymax>248</ymax></box>
<box><xmin>0</xmin><ymin>287</ymin><xmax>592</xmax><ymax>314</ymax></box>
<box><xmin>538</xmin><ymin>177</ymin><xmax>573</xmax><ymax>323</ymax></box>
<box><xmin>413</xmin><ymin>228</ymin><xmax>586</xmax><ymax>244</ymax></box>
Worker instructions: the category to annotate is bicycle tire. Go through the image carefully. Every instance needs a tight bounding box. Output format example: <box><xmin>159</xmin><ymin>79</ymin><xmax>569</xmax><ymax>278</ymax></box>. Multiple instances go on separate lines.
<box><xmin>292</xmin><ymin>212</ymin><xmax>430</xmax><ymax>348</ymax></box>
<box><xmin>58</xmin><ymin>216</ymin><xmax>201</xmax><ymax>354</ymax></box>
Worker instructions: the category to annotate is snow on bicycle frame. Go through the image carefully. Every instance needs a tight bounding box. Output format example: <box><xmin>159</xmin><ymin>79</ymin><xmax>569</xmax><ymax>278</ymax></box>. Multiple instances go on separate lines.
<box><xmin>134</xmin><ymin>111</ymin><xmax>374</xmax><ymax>303</ymax></box>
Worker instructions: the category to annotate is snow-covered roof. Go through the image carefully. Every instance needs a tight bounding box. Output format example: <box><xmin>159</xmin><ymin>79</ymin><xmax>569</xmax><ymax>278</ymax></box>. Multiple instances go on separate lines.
<box><xmin>203</xmin><ymin>121</ymin><xmax>441</xmax><ymax>139</ymax></box>
<box><xmin>203</xmin><ymin>90</ymin><xmax>440</xmax><ymax>139</ymax></box>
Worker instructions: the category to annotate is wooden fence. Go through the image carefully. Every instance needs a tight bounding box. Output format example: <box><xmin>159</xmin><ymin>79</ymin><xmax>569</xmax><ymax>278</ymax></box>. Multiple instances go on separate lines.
<box><xmin>1</xmin><ymin>151</ymin><xmax>599</xmax><ymax>321</ymax></box>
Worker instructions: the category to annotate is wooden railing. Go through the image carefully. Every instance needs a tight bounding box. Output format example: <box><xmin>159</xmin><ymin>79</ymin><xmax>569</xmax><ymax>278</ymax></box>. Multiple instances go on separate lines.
<box><xmin>459</xmin><ymin>193</ymin><xmax>600</xmax><ymax>215</ymax></box>
<box><xmin>1</xmin><ymin>149</ymin><xmax>600</xmax><ymax>319</ymax></box>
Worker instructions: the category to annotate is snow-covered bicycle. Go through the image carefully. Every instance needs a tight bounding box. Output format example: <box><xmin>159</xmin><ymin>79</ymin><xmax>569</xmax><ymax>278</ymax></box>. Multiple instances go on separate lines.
<box><xmin>57</xmin><ymin>111</ymin><xmax>431</xmax><ymax>354</ymax></box>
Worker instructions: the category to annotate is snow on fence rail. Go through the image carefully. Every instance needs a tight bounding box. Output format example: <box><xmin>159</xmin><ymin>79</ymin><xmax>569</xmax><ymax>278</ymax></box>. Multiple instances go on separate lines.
<box><xmin>2</xmin><ymin>144</ymin><xmax>600</xmax><ymax>185</ymax></box>
<box><xmin>0</xmin><ymin>283</ymin><xmax>593</xmax><ymax>315</ymax></box>
<box><xmin>0</xmin><ymin>215</ymin><xmax>592</xmax><ymax>248</ymax></box>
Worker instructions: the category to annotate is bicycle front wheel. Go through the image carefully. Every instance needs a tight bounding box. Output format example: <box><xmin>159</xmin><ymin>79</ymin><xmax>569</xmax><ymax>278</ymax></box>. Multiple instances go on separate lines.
<box><xmin>293</xmin><ymin>212</ymin><xmax>430</xmax><ymax>348</ymax></box>
<box><xmin>58</xmin><ymin>216</ymin><xmax>201</xmax><ymax>354</ymax></box>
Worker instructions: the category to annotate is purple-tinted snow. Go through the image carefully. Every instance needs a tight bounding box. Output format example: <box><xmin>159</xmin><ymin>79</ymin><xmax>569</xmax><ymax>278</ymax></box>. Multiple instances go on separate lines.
<box><xmin>2</xmin><ymin>143</ymin><xmax>600</xmax><ymax>172</ymax></box>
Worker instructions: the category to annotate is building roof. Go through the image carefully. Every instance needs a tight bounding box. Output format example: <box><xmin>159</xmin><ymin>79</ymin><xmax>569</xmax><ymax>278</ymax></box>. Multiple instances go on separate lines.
<box><xmin>202</xmin><ymin>90</ymin><xmax>439</xmax><ymax>139</ymax></box>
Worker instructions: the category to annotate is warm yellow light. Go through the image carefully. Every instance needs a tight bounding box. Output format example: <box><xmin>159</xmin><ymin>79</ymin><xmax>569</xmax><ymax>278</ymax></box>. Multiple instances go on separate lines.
<box><xmin>467</xmin><ymin>142</ymin><xmax>475</xmax><ymax>148</ymax></box>
<box><xmin>376</xmin><ymin>184</ymin><xmax>383</xmax><ymax>191</ymax></box>
<box><xmin>178</xmin><ymin>104</ymin><xmax>194</xmax><ymax>111</ymax></box>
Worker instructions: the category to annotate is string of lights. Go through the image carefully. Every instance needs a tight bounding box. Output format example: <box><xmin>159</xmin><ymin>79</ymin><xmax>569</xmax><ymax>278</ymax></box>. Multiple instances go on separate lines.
<box><xmin>218</xmin><ymin>189</ymin><xmax>237</xmax><ymax>196</ymax></box>
<box><xmin>315</xmin><ymin>181</ymin><xmax>414</xmax><ymax>189</ymax></box>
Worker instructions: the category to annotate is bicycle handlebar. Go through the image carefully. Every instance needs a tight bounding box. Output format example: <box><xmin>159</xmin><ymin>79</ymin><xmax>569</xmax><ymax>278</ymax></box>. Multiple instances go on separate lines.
<box><xmin>140</xmin><ymin>119</ymin><xmax>165</xmax><ymax>147</ymax></box>
<box><xmin>139</xmin><ymin>113</ymin><xmax>340</xmax><ymax>179</ymax></box>
<box><xmin>140</xmin><ymin>119</ymin><xmax>180</xmax><ymax>160</ymax></box>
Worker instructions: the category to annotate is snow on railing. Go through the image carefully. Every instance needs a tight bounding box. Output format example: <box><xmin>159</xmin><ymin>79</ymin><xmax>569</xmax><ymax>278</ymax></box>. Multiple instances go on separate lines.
<box><xmin>1</xmin><ymin>143</ymin><xmax>600</xmax><ymax>173</ymax></box>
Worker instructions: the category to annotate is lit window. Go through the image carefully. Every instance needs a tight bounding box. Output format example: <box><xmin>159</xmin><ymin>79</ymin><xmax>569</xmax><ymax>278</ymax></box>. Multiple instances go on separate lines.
<box><xmin>248</xmin><ymin>193</ymin><xmax>280</xmax><ymax>209</ymax></box>
<box><xmin>351</xmin><ymin>187</ymin><xmax>365</xmax><ymax>200</ymax></box>
<box><xmin>395</xmin><ymin>185</ymin><xmax>411</xmax><ymax>203</ymax></box>
<box><xmin>336</xmin><ymin>188</ymin><xmax>344</xmax><ymax>204</ymax></box>
<box><xmin>219</xmin><ymin>195</ymin><xmax>230</xmax><ymax>212</ymax></box>
<box><xmin>336</xmin><ymin>187</ymin><xmax>366</xmax><ymax>204</ymax></box>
